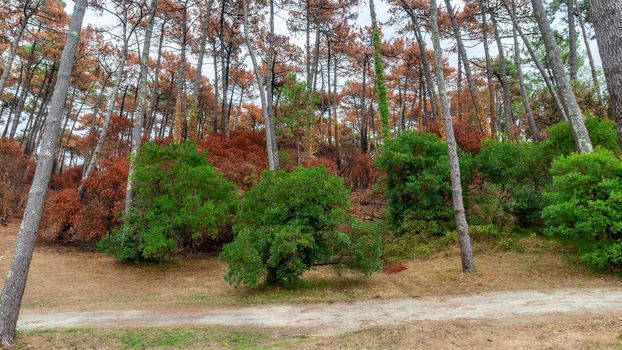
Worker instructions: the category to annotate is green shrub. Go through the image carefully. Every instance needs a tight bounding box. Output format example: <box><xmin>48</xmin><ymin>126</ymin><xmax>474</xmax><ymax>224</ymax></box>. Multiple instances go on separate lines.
<box><xmin>98</xmin><ymin>142</ymin><xmax>238</xmax><ymax>262</ymax></box>
<box><xmin>476</xmin><ymin>140</ymin><xmax>549</xmax><ymax>226</ymax></box>
<box><xmin>376</xmin><ymin>132</ymin><xmax>473</xmax><ymax>237</ymax></box>
<box><xmin>545</xmin><ymin>117</ymin><xmax>620</xmax><ymax>157</ymax></box>
<box><xmin>219</xmin><ymin>166</ymin><xmax>382</xmax><ymax>288</ymax></box>
<box><xmin>542</xmin><ymin>148</ymin><xmax>622</xmax><ymax>271</ymax></box>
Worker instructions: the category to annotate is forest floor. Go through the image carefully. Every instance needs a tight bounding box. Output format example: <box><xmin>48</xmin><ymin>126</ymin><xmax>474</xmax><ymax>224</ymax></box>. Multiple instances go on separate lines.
<box><xmin>2</xmin><ymin>220</ymin><xmax>622</xmax><ymax>349</ymax></box>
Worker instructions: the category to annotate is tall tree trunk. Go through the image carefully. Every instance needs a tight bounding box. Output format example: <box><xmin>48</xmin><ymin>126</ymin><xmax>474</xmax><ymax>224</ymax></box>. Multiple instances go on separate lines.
<box><xmin>370</xmin><ymin>0</ymin><xmax>390</xmax><ymax>141</ymax></box>
<box><xmin>211</xmin><ymin>38</ymin><xmax>220</xmax><ymax>133</ymax></box>
<box><xmin>444</xmin><ymin>0</ymin><xmax>489</xmax><ymax>136</ymax></box>
<box><xmin>145</xmin><ymin>19</ymin><xmax>167</xmax><ymax>139</ymax></box>
<box><xmin>491</xmin><ymin>13</ymin><xmax>513</xmax><ymax>138</ymax></box>
<box><xmin>173</xmin><ymin>1</ymin><xmax>189</xmax><ymax>142</ymax></box>
<box><xmin>429</xmin><ymin>0</ymin><xmax>476</xmax><ymax>273</ymax></box>
<box><xmin>242</xmin><ymin>0</ymin><xmax>278</xmax><ymax>170</ymax></box>
<box><xmin>0</xmin><ymin>20</ymin><xmax>26</xmax><ymax>99</ymax></box>
<box><xmin>188</xmin><ymin>0</ymin><xmax>214</xmax><ymax>141</ymax></box>
<box><xmin>505</xmin><ymin>0</ymin><xmax>569</xmax><ymax>121</ymax></box>
<box><xmin>512</xmin><ymin>12</ymin><xmax>539</xmax><ymax>141</ymax></box>
<box><xmin>531</xmin><ymin>0</ymin><xmax>593</xmax><ymax>153</ymax></box>
<box><xmin>125</xmin><ymin>0</ymin><xmax>157</xmax><ymax>214</ymax></box>
<box><xmin>567</xmin><ymin>0</ymin><xmax>578</xmax><ymax>81</ymax></box>
<box><xmin>266</xmin><ymin>0</ymin><xmax>279</xmax><ymax>168</ymax></box>
<box><xmin>480</xmin><ymin>0</ymin><xmax>497</xmax><ymax>137</ymax></box>
<box><xmin>589</xmin><ymin>0</ymin><xmax>622</xmax><ymax>151</ymax></box>
<box><xmin>9</xmin><ymin>41</ymin><xmax>38</xmax><ymax>140</ymax></box>
<box><xmin>80</xmin><ymin>10</ymin><xmax>130</xmax><ymax>193</ymax></box>
<box><xmin>0</xmin><ymin>0</ymin><xmax>87</xmax><ymax>344</ymax></box>
<box><xmin>576</xmin><ymin>0</ymin><xmax>605</xmax><ymax>111</ymax></box>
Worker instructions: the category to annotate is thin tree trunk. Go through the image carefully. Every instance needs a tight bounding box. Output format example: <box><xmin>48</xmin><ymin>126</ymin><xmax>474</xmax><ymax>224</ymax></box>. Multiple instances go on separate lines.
<box><xmin>505</xmin><ymin>0</ymin><xmax>569</xmax><ymax>122</ymax></box>
<box><xmin>145</xmin><ymin>19</ymin><xmax>166</xmax><ymax>139</ymax></box>
<box><xmin>567</xmin><ymin>0</ymin><xmax>578</xmax><ymax>81</ymax></box>
<box><xmin>589</xmin><ymin>0</ymin><xmax>622</xmax><ymax>151</ymax></box>
<box><xmin>266</xmin><ymin>0</ymin><xmax>279</xmax><ymax>168</ymax></box>
<box><xmin>429</xmin><ymin>0</ymin><xmax>476</xmax><ymax>273</ymax></box>
<box><xmin>212</xmin><ymin>38</ymin><xmax>220</xmax><ymax>133</ymax></box>
<box><xmin>80</xmin><ymin>10</ymin><xmax>130</xmax><ymax>193</ymax></box>
<box><xmin>512</xmin><ymin>12</ymin><xmax>539</xmax><ymax>141</ymax></box>
<box><xmin>492</xmin><ymin>13</ymin><xmax>513</xmax><ymax>138</ymax></box>
<box><xmin>0</xmin><ymin>20</ymin><xmax>26</xmax><ymax>99</ymax></box>
<box><xmin>577</xmin><ymin>0</ymin><xmax>605</xmax><ymax>113</ymax></box>
<box><xmin>531</xmin><ymin>0</ymin><xmax>592</xmax><ymax>153</ymax></box>
<box><xmin>480</xmin><ymin>0</ymin><xmax>497</xmax><ymax>137</ymax></box>
<box><xmin>0</xmin><ymin>0</ymin><xmax>87</xmax><ymax>344</ymax></box>
<box><xmin>125</xmin><ymin>0</ymin><xmax>157</xmax><ymax>214</ymax></box>
<box><xmin>444</xmin><ymin>0</ymin><xmax>489</xmax><ymax>136</ymax></box>
<box><xmin>173</xmin><ymin>1</ymin><xmax>189</xmax><ymax>142</ymax></box>
<box><xmin>10</xmin><ymin>42</ymin><xmax>38</xmax><ymax>140</ymax></box>
<box><xmin>188</xmin><ymin>0</ymin><xmax>214</xmax><ymax>141</ymax></box>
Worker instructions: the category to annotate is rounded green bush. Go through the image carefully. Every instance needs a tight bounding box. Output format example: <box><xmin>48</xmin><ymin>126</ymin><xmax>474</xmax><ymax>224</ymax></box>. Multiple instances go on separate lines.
<box><xmin>219</xmin><ymin>166</ymin><xmax>382</xmax><ymax>288</ymax></box>
<box><xmin>98</xmin><ymin>142</ymin><xmax>238</xmax><ymax>262</ymax></box>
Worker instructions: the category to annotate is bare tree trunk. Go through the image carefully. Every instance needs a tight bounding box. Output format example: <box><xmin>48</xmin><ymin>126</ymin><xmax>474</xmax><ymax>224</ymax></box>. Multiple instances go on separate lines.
<box><xmin>0</xmin><ymin>21</ymin><xmax>26</xmax><ymax>99</ymax></box>
<box><xmin>429</xmin><ymin>0</ymin><xmax>476</xmax><ymax>273</ymax></box>
<box><xmin>125</xmin><ymin>0</ymin><xmax>157</xmax><ymax>214</ymax></box>
<box><xmin>492</xmin><ymin>13</ymin><xmax>513</xmax><ymax>138</ymax></box>
<box><xmin>576</xmin><ymin>0</ymin><xmax>605</xmax><ymax>110</ymax></box>
<box><xmin>505</xmin><ymin>0</ymin><xmax>569</xmax><ymax>121</ymax></box>
<box><xmin>480</xmin><ymin>0</ymin><xmax>497</xmax><ymax>137</ymax></box>
<box><xmin>145</xmin><ymin>19</ymin><xmax>167</xmax><ymax>139</ymax></box>
<box><xmin>266</xmin><ymin>0</ymin><xmax>279</xmax><ymax>169</ymax></box>
<box><xmin>211</xmin><ymin>38</ymin><xmax>220</xmax><ymax>133</ymax></box>
<box><xmin>9</xmin><ymin>41</ymin><xmax>38</xmax><ymax>140</ymax></box>
<box><xmin>444</xmin><ymin>0</ymin><xmax>489</xmax><ymax>136</ymax></box>
<box><xmin>242</xmin><ymin>0</ymin><xmax>278</xmax><ymax>170</ymax></box>
<box><xmin>188</xmin><ymin>0</ymin><xmax>214</xmax><ymax>141</ymax></box>
<box><xmin>173</xmin><ymin>1</ymin><xmax>189</xmax><ymax>142</ymax></box>
<box><xmin>567</xmin><ymin>0</ymin><xmax>578</xmax><ymax>81</ymax></box>
<box><xmin>589</xmin><ymin>0</ymin><xmax>622</xmax><ymax>151</ymax></box>
<box><xmin>80</xmin><ymin>9</ymin><xmax>130</xmax><ymax>193</ymax></box>
<box><xmin>0</xmin><ymin>0</ymin><xmax>87</xmax><ymax>344</ymax></box>
<box><xmin>512</xmin><ymin>15</ymin><xmax>539</xmax><ymax>141</ymax></box>
<box><xmin>531</xmin><ymin>0</ymin><xmax>593</xmax><ymax>153</ymax></box>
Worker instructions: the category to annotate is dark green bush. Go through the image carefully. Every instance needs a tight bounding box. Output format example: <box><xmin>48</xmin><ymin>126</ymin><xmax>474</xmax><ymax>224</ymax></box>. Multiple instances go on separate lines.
<box><xmin>475</xmin><ymin>140</ymin><xmax>549</xmax><ymax>226</ymax></box>
<box><xmin>376</xmin><ymin>132</ymin><xmax>473</xmax><ymax>237</ymax></box>
<box><xmin>545</xmin><ymin>117</ymin><xmax>620</xmax><ymax>157</ymax></box>
<box><xmin>98</xmin><ymin>142</ymin><xmax>238</xmax><ymax>262</ymax></box>
<box><xmin>542</xmin><ymin>148</ymin><xmax>622</xmax><ymax>271</ymax></box>
<box><xmin>219</xmin><ymin>166</ymin><xmax>382</xmax><ymax>288</ymax></box>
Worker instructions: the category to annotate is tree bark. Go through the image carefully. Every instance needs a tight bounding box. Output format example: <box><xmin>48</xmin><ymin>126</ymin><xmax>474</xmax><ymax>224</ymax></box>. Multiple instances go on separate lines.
<box><xmin>491</xmin><ymin>13</ymin><xmax>513</xmax><ymax>138</ymax></box>
<box><xmin>567</xmin><ymin>0</ymin><xmax>578</xmax><ymax>81</ymax></box>
<box><xmin>512</xmin><ymin>13</ymin><xmax>539</xmax><ymax>141</ymax></box>
<box><xmin>429</xmin><ymin>0</ymin><xmax>476</xmax><ymax>273</ymax></box>
<box><xmin>589</xmin><ymin>0</ymin><xmax>622</xmax><ymax>151</ymax></box>
<box><xmin>576</xmin><ymin>0</ymin><xmax>605</xmax><ymax>110</ymax></box>
<box><xmin>0</xmin><ymin>0</ymin><xmax>87</xmax><ymax>344</ymax></box>
<box><xmin>531</xmin><ymin>0</ymin><xmax>593</xmax><ymax>153</ymax></box>
<box><xmin>173</xmin><ymin>1</ymin><xmax>189</xmax><ymax>142</ymax></box>
<box><xmin>480</xmin><ymin>0</ymin><xmax>497</xmax><ymax>137</ymax></box>
<box><xmin>124</xmin><ymin>0</ymin><xmax>158</xmax><ymax>214</ymax></box>
<box><xmin>0</xmin><ymin>19</ymin><xmax>26</xmax><ymax>99</ymax></box>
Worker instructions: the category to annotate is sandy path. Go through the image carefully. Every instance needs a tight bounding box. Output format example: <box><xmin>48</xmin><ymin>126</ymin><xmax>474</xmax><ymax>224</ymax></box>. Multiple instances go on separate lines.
<box><xmin>17</xmin><ymin>287</ymin><xmax>622</xmax><ymax>335</ymax></box>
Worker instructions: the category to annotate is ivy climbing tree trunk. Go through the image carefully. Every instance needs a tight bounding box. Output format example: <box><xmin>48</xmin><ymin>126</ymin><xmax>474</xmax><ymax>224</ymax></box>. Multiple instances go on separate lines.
<box><xmin>429</xmin><ymin>0</ymin><xmax>476</xmax><ymax>273</ymax></box>
<box><xmin>370</xmin><ymin>0</ymin><xmax>390</xmax><ymax>142</ymax></box>
<box><xmin>589</xmin><ymin>0</ymin><xmax>622</xmax><ymax>151</ymax></box>
<box><xmin>531</xmin><ymin>0</ymin><xmax>593</xmax><ymax>153</ymax></box>
<box><xmin>0</xmin><ymin>0</ymin><xmax>87</xmax><ymax>344</ymax></box>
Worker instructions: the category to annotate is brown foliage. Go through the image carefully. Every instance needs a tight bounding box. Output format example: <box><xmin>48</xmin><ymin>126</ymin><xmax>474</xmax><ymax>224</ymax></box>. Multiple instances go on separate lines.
<box><xmin>197</xmin><ymin>131</ymin><xmax>267</xmax><ymax>190</ymax></box>
<box><xmin>41</xmin><ymin>158</ymin><xmax>128</xmax><ymax>245</ymax></box>
<box><xmin>0</xmin><ymin>139</ymin><xmax>33</xmax><ymax>224</ymax></box>
<box><xmin>425</xmin><ymin>120</ymin><xmax>484</xmax><ymax>153</ymax></box>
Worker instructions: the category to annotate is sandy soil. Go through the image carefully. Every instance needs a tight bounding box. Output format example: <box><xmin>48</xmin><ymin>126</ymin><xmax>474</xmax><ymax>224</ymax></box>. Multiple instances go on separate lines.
<box><xmin>16</xmin><ymin>287</ymin><xmax>622</xmax><ymax>337</ymax></box>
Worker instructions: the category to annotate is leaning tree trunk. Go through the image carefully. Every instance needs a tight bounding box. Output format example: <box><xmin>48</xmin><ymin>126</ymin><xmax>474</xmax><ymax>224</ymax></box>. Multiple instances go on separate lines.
<box><xmin>531</xmin><ymin>0</ymin><xmax>592</xmax><ymax>153</ymax></box>
<box><xmin>505</xmin><ymin>0</ymin><xmax>569</xmax><ymax>122</ymax></box>
<box><xmin>0</xmin><ymin>0</ymin><xmax>87</xmax><ymax>345</ymax></box>
<box><xmin>124</xmin><ymin>0</ymin><xmax>158</xmax><ymax>214</ymax></box>
<box><xmin>80</xmin><ymin>13</ymin><xmax>130</xmax><ymax>193</ymax></box>
<box><xmin>429</xmin><ymin>0</ymin><xmax>476</xmax><ymax>273</ymax></box>
<box><xmin>512</xmin><ymin>19</ymin><xmax>539</xmax><ymax>141</ymax></box>
<box><xmin>589</xmin><ymin>0</ymin><xmax>622</xmax><ymax>151</ymax></box>
<box><xmin>567</xmin><ymin>0</ymin><xmax>578</xmax><ymax>82</ymax></box>
<box><xmin>0</xmin><ymin>20</ymin><xmax>26</xmax><ymax>99</ymax></box>
<box><xmin>492</xmin><ymin>13</ymin><xmax>513</xmax><ymax>138</ymax></box>
<box><xmin>444</xmin><ymin>0</ymin><xmax>489</xmax><ymax>136</ymax></box>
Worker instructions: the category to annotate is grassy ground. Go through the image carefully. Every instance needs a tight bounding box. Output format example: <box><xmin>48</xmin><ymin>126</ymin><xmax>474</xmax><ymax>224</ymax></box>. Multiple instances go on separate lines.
<box><xmin>1</xmin><ymin>222</ymin><xmax>621</xmax><ymax>313</ymax></box>
<box><xmin>14</xmin><ymin>315</ymin><xmax>622</xmax><ymax>349</ymax></box>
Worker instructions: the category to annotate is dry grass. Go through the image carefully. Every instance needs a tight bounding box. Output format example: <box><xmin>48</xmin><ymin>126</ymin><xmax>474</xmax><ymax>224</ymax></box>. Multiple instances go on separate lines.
<box><xmin>0</xmin><ymin>221</ymin><xmax>621</xmax><ymax>313</ymax></box>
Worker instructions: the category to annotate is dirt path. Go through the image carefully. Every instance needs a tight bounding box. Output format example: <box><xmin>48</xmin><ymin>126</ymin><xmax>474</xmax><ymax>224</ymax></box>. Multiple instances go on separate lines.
<box><xmin>17</xmin><ymin>287</ymin><xmax>622</xmax><ymax>336</ymax></box>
